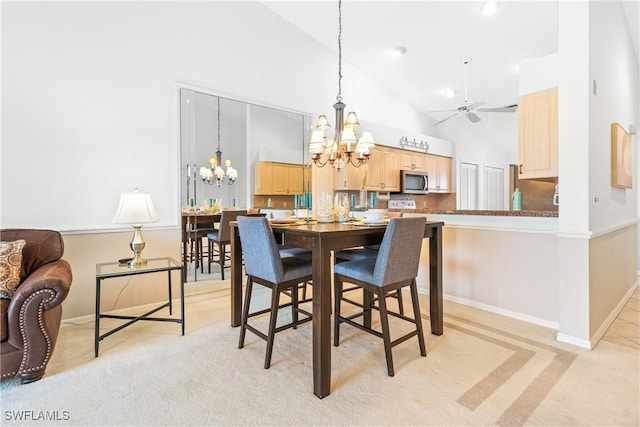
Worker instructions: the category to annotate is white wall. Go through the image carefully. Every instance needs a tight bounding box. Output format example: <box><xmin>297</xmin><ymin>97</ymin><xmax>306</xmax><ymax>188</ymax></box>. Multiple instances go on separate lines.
<box><xmin>556</xmin><ymin>0</ymin><xmax>639</xmax><ymax>347</ymax></box>
<box><xmin>0</xmin><ymin>1</ymin><xmax>431</xmax><ymax>318</ymax></box>
<box><xmin>586</xmin><ymin>1</ymin><xmax>639</xmax><ymax>342</ymax></box>
<box><xmin>1</xmin><ymin>1</ymin><xmax>431</xmax><ymax>232</ymax></box>
<box><xmin>589</xmin><ymin>0</ymin><xmax>639</xmax><ymax>233</ymax></box>
<box><xmin>437</xmin><ymin>115</ymin><xmax>517</xmax><ymax>209</ymax></box>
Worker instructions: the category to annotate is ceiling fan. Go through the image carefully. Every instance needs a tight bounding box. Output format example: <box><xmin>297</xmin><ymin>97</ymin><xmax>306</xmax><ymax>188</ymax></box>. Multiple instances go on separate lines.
<box><xmin>428</xmin><ymin>57</ymin><xmax>517</xmax><ymax>127</ymax></box>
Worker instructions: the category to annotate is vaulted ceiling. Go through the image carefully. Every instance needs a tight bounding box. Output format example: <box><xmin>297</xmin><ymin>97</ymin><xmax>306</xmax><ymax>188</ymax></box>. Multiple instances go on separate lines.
<box><xmin>263</xmin><ymin>1</ymin><xmax>638</xmax><ymax>128</ymax></box>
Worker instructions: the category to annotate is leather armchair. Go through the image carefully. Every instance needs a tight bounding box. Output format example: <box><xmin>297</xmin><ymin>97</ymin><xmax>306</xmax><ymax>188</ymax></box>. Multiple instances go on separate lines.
<box><xmin>1</xmin><ymin>229</ymin><xmax>72</xmax><ymax>384</ymax></box>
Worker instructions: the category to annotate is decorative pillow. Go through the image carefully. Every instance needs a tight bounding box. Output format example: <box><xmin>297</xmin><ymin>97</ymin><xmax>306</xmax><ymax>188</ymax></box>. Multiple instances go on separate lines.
<box><xmin>0</xmin><ymin>240</ymin><xmax>26</xmax><ymax>299</ymax></box>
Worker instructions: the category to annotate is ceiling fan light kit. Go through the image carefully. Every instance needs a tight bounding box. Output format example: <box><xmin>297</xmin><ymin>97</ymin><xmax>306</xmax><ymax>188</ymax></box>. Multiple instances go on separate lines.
<box><xmin>393</xmin><ymin>46</ymin><xmax>407</xmax><ymax>57</ymax></box>
<box><xmin>481</xmin><ymin>1</ymin><xmax>500</xmax><ymax>16</ymax></box>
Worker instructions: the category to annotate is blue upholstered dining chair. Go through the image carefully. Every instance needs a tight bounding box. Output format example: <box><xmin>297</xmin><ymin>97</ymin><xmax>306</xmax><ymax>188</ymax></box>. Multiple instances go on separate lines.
<box><xmin>335</xmin><ymin>212</ymin><xmax>405</xmax><ymax>314</ymax></box>
<box><xmin>236</xmin><ymin>216</ymin><xmax>313</xmax><ymax>369</ymax></box>
<box><xmin>206</xmin><ymin>210</ymin><xmax>247</xmax><ymax>279</ymax></box>
<box><xmin>333</xmin><ymin>216</ymin><xmax>427</xmax><ymax>377</ymax></box>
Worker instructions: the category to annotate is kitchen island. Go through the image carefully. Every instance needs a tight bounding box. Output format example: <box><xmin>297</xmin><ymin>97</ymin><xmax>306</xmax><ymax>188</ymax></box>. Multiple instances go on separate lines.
<box><xmin>388</xmin><ymin>207</ymin><xmax>560</xmax><ymax>335</ymax></box>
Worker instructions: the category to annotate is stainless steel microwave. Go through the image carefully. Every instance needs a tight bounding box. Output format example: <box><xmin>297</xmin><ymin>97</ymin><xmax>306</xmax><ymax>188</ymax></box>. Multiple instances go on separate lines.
<box><xmin>401</xmin><ymin>170</ymin><xmax>429</xmax><ymax>194</ymax></box>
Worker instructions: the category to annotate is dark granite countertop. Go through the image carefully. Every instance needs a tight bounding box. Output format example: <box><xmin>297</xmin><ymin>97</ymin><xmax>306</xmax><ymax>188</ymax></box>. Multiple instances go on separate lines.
<box><xmin>390</xmin><ymin>209</ymin><xmax>558</xmax><ymax>218</ymax></box>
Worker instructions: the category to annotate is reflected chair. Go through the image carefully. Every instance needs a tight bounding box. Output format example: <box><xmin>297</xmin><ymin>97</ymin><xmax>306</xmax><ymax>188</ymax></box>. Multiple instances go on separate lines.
<box><xmin>186</xmin><ymin>215</ymin><xmax>218</xmax><ymax>274</ymax></box>
<box><xmin>333</xmin><ymin>217</ymin><xmax>427</xmax><ymax>377</ymax></box>
<box><xmin>206</xmin><ymin>210</ymin><xmax>247</xmax><ymax>279</ymax></box>
<box><xmin>236</xmin><ymin>217</ymin><xmax>312</xmax><ymax>369</ymax></box>
<box><xmin>335</xmin><ymin>211</ymin><xmax>404</xmax><ymax>314</ymax></box>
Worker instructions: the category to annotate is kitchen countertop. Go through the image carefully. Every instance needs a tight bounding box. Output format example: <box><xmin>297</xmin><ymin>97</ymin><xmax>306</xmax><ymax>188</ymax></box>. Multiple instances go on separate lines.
<box><xmin>391</xmin><ymin>209</ymin><xmax>558</xmax><ymax>218</ymax></box>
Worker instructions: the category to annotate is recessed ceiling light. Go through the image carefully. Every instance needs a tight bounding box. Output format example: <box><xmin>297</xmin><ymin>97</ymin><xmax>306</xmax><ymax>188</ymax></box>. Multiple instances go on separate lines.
<box><xmin>481</xmin><ymin>1</ymin><xmax>500</xmax><ymax>16</ymax></box>
<box><xmin>393</xmin><ymin>46</ymin><xmax>407</xmax><ymax>57</ymax></box>
<box><xmin>443</xmin><ymin>88</ymin><xmax>458</xmax><ymax>98</ymax></box>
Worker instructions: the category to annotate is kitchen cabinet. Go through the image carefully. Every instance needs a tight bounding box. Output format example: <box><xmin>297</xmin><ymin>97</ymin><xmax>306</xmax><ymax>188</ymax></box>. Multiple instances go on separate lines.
<box><xmin>400</xmin><ymin>151</ymin><xmax>426</xmax><ymax>172</ymax></box>
<box><xmin>425</xmin><ymin>154</ymin><xmax>451</xmax><ymax>193</ymax></box>
<box><xmin>254</xmin><ymin>161</ymin><xmax>307</xmax><ymax>195</ymax></box>
<box><xmin>255</xmin><ymin>161</ymin><xmax>273</xmax><ymax>195</ymax></box>
<box><xmin>365</xmin><ymin>146</ymin><xmax>400</xmax><ymax>191</ymax></box>
<box><xmin>333</xmin><ymin>161</ymin><xmax>365</xmax><ymax>191</ymax></box>
<box><xmin>517</xmin><ymin>87</ymin><xmax>558</xmax><ymax>179</ymax></box>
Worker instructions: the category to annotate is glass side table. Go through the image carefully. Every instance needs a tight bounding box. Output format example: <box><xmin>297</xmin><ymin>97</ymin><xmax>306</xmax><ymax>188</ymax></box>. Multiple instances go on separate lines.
<box><xmin>94</xmin><ymin>257</ymin><xmax>184</xmax><ymax>357</ymax></box>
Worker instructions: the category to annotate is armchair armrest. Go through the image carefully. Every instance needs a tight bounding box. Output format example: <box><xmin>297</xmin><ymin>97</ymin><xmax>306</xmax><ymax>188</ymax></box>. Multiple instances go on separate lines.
<box><xmin>6</xmin><ymin>259</ymin><xmax>72</xmax><ymax>349</ymax></box>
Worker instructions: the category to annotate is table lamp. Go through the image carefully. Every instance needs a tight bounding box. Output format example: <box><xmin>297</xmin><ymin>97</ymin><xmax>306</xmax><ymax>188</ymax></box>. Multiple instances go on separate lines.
<box><xmin>113</xmin><ymin>189</ymin><xmax>158</xmax><ymax>267</ymax></box>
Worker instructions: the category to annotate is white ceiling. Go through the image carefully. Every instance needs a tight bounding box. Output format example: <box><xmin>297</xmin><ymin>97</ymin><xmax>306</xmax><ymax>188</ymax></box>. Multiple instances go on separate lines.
<box><xmin>262</xmin><ymin>1</ymin><xmax>639</xmax><ymax>127</ymax></box>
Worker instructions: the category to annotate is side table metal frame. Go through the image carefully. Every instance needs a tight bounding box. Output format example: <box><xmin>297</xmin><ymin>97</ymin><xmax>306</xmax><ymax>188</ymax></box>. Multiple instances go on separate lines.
<box><xmin>94</xmin><ymin>257</ymin><xmax>184</xmax><ymax>357</ymax></box>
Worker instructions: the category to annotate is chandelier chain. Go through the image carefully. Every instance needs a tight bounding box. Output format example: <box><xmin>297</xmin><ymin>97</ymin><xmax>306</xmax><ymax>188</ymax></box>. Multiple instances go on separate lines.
<box><xmin>217</xmin><ymin>97</ymin><xmax>221</xmax><ymax>150</ymax></box>
<box><xmin>336</xmin><ymin>0</ymin><xmax>342</xmax><ymax>103</ymax></box>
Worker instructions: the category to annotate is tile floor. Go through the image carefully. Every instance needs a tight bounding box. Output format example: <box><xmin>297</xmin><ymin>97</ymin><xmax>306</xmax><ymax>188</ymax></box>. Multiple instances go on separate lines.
<box><xmin>601</xmin><ymin>288</ymin><xmax>640</xmax><ymax>349</ymax></box>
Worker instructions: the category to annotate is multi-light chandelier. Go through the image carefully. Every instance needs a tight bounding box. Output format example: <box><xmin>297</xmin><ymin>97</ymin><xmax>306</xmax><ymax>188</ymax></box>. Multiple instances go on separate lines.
<box><xmin>308</xmin><ymin>0</ymin><xmax>375</xmax><ymax>172</ymax></box>
<box><xmin>200</xmin><ymin>97</ymin><xmax>238</xmax><ymax>187</ymax></box>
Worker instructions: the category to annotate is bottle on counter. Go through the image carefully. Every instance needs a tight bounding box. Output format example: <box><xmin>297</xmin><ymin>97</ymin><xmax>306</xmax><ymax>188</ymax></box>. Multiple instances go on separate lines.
<box><xmin>267</xmin><ymin>197</ymin><xmax>272</xmax><ymax>208</ymax></box>
<box><xmin>512</xmin><ymin>188</ymin><xmax>522</xmax><ymax>211</ymax></box>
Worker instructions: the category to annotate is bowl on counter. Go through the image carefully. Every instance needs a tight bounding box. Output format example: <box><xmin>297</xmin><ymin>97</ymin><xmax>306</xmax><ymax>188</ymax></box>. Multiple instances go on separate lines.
<box><xmin>364</xmin><ymin>209</ymin><xmax>385</xmax><ymax>223</ymax></box>
<box><xmin>270</xmin><ymin>210</ymin><xmax>293</xmax><ymax>220</ymax></box>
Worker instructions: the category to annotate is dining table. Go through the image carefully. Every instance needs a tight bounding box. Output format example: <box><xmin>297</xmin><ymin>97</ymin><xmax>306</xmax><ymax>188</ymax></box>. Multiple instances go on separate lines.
<box><xmin>181</xmin><ymin>211</ymin><xmax>221</xmax><ymax>281</ymax></box>
<box><xmin>229</xmin><ymin>219</ymin><xmax>445</xmax><ymax>399</ymax></box>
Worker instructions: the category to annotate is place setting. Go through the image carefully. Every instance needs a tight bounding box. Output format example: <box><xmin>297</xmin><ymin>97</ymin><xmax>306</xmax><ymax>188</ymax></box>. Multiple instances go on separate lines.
<box><xmin>350</xmin><ymin>209</ymin><xmax>389</xmax><ymax>226</ymax></box>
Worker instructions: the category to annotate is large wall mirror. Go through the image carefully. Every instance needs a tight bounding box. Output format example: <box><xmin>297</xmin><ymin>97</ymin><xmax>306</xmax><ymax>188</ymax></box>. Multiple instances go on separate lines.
<box><xmin>179</xmin><ymin>87</ymin><xmax>311</xmax><ymax>288</ymax></box>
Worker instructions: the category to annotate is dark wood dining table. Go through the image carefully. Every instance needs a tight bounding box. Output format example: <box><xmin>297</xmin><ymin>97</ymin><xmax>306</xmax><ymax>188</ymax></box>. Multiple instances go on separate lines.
<box><xmin>181</xmin><ymin>211</ymin><xmax>221</xmax><ymax>281</ymax></box>
<box><xmin>230</xmin><ymin>219</ymin><xmax>445</xmax><ymax>399</ymax></box>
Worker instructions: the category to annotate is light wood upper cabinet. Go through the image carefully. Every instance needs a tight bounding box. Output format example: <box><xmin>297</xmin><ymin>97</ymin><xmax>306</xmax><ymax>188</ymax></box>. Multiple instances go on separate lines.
<box><xmin>254</xmin><ymin>161</ymin><xmax>273</xmax><ymax>195</ymax></box>
<box><xmin>254</xmin><ymin>161</ymin><xmax>307</xmax><ymax>195</ymax></box>
<box><xmin>425</xmin><ymin>154</ymin><xmax>451</xmax><ymax>193</ymax></box>
<box><xmin>288</xmin><ymin>164</ymin><xmax>304</xmax><ymax>194</ymax></box>
<box><xmin>272</xmin><ymin>163</ymin><xmax>290</xmax><ymax>194</ymax></box>
<box><xmin>365</xmin><ymin>146</ymin><xmax>400</xmax><ymax>191</ymax></box>
<box><xmin>400</xmin><ymin>151</ymin><xmax>426</xmax><ymax>172</ymax></box>
<box><xmin>517</xmin><ymin>87</ymin><xmax>558</xmax><ymax>179</ymax></box>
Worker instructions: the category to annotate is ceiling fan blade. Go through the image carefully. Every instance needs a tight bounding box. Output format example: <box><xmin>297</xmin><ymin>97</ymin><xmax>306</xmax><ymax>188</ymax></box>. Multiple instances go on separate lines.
<box><xmin>477</xmin><ymin>104</ymin><xmax>518</xmax><ymax>113</ymax></box>
<box><xmin>427</xmin><ymin>108</ymin><xmax>458</xmax><ymax>113</ymax></box>
<box><xmin>465</xmin><ymin>111</ymin><xmax>481</xmax><ymax>123</ymax></box>
<box><xmin>464</xmin><ymin>101</ymin><xmax>486</xmax><ymax>110</ymax></box>
<box><xmin>430</xmin><ymin>112</ymin><xmax>458</xmax><ymax>127</ymax></box>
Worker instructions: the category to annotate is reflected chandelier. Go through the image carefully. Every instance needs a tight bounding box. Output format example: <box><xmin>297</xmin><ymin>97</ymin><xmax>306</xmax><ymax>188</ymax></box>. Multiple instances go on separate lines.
<box><xmin>308</xmin><ymin>0</ymin><xmax>375</xmax><ymax>172</ymax></box>
<box><xmin>200</xmin><ymin>97</ymin><xmax>238</xmax><ymax>187</ymax></box>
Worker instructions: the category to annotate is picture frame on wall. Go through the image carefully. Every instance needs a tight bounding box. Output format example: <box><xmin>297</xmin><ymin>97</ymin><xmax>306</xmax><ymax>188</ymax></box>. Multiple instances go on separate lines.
<box><xmin>611</xmin><ymin>122</ymin><xmax>632</xmax><ymax>188</ymax></box>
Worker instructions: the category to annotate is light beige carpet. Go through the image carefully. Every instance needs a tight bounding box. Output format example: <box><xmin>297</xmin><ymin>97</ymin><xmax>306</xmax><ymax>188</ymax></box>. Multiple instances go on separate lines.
<box><xmin>1</xmin><ymin>287</ymin><xmax>638</xmax><ymax>426</ymax></box>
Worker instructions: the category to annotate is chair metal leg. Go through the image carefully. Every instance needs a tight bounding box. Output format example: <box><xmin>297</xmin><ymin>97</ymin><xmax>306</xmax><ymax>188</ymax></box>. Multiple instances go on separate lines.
<box><xmin>198</xmin><ymin>238</ymin><xmax>204</xmax><ymax>273</ymax></box>
<box><xmin>264</xmin><ymin>284</ymin><xmax>281</xmax><ymax>369</ymax></box>
<box><xmin>208</xmin><ymin>240</ymin><xmax>212</xmax><ymax>274</ymax></box>
<box><xmin>238</xmin><ymin>277</ymin><xmax>253</xmax><ymax>349</ymax></box>
<box><xmin>292</xmin><ymin>282</ymin><xmax>299</xmax><ymax>329</ymax></box>
<box><xmin>220</xmin><ymin>243</ymin><xmax>225</xmax><ymax>280</ymax></box>
<box><xmin>333</xmin><ymin>278</ymin><xmax>343</xmax><ymax>347</ymax></box>
<box><xmin>410</xmin><ymin>279</ymin><xmax>427</xmax><ymax>357</ymax></box>
<box><xmin>377</xmin><ymin>289</ymin><xmax>395</xmax><ymax>377</ymax></box>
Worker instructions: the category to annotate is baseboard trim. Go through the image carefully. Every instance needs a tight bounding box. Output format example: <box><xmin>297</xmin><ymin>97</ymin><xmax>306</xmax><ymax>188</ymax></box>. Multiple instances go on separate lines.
<box><xmin>416</xmin><ymin>286</ymin><xmax>559</xmax><ymax>330</ymax></box>
<box><xmin>556</xmin><ymin>333</ymin><xmax>592</xmax><ymax>349</ymax></box>
<box><xmin>588</xmin><ymin>281</ymin><xmax>639</xmax><ymax>348</ymax></box>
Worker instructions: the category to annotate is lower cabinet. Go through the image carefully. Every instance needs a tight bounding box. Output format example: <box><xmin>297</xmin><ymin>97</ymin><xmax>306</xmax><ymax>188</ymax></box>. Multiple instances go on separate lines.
<box><xmin>425</xmin><ymin>154</ymin><xmax>451</xmax><ymax>193</ymax></box>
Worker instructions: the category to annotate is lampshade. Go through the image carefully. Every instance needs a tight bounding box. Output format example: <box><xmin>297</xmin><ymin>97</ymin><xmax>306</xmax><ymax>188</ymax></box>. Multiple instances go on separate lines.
<box><xmin>315</xmin><ymin>115</ymin><xmax>331</xmax><ymax>130</ymax></box>
<box><xmin>309</xmin><ymin>130</ymin><xmax>326</xmax><ymax>154</ymax></box>
<box><xmin>356</xmin><ymin>131</ymin><xmax>375</xmax><ymax>153</ymax></box>
<box><xmin>113</xmin><ymin>189</ymin><xmax>158</xmax><ymax>225</ymax></box>
<box><xmin>344</xmin><ymin>111</ymin><xmax>360</xmax><ymax>127</ymax></box>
